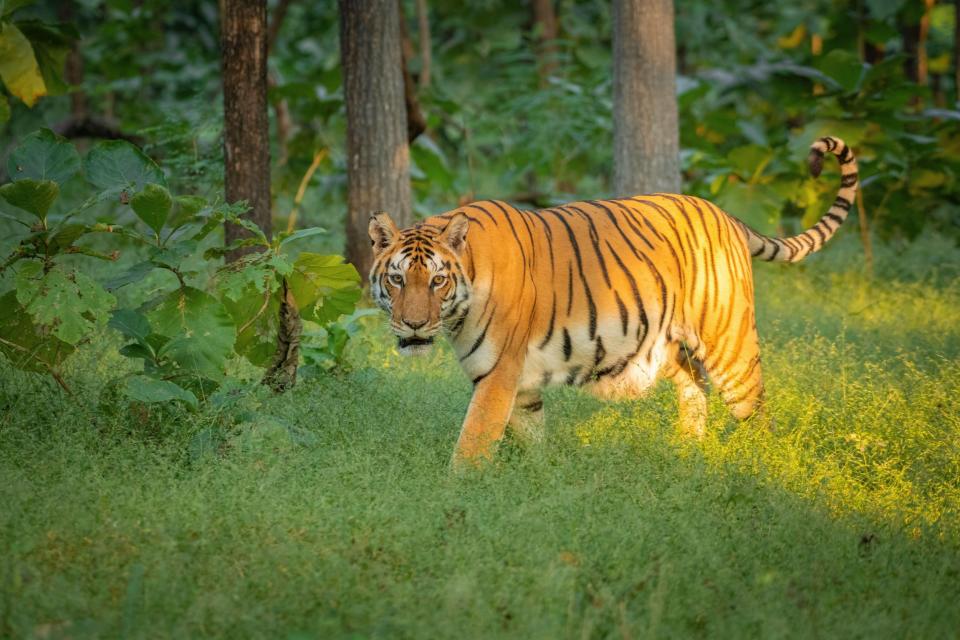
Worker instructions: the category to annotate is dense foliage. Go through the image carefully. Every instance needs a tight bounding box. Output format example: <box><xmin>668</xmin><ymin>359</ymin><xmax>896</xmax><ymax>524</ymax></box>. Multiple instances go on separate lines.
<box><xmin>0</xmin><ymin>128</ymin><xmax>361</xmax><ymax>404</ymax></box>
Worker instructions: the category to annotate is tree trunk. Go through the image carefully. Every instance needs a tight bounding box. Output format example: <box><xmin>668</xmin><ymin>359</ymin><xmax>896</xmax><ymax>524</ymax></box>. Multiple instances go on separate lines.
<box><xmin>612</xmin><ymin>0</ymin><xmax>681</xmax><ymax>196</ymax></box>
<box><xmin>339</xmin><ymin>0</ymin><xmax>412</xmax><ymax>276</ymax></box>
<box><xmin>220</xmin><ymin>0</ymin><xmax>272</xmax><ymax>260</ymax></box>
<box><xmin>398</xmin><ymin>0</ymin><xmax>427</xmax><ymax>143</ymax></box>
<box><xmin>532</xmin><ymin>0</ymin><xmax>559</xmax><ymax>86</ymax></box>
<box><xmin>955</xmin><ymin>0</ymin><xmax>960</xmax><ymax>104</ymax></box>
<box><xmin>416</xmin><ymin>0</ymin><xmax>432</xmax><ymax>88</ymax></box>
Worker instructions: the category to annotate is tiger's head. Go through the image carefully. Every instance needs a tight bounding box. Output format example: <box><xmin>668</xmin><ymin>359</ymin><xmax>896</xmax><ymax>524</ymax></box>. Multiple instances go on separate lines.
<box><xmin>368</xmin><ymin>212</ymin><xmax>472</xmax><ymax>356</ymax></box>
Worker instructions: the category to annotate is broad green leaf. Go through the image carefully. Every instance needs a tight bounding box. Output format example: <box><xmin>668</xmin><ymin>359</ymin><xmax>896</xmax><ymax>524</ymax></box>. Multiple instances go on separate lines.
<box><xmin>715</xmin><ymin>181</ymin><xmax>786</xmax><ymax>234</ymax></box>
<box><xmin>0</xmin><ymin>22</ymin><xmax>44</xmax><ymax>106</ymax></box>
<box><xmin>288</xmin><ymin>253</ymin><xmax>362</xmax><ymax>325</ymax></box>
<box><xmin>866</xmin><ymin>0</ymin><xmax>906</xmax><ymax>21</ymax></box>
<box><xmin>124</xmin><ymin>375</ymin><xmax>198</xmax><ymax>409</ymax></box>
<box><xmin>16</xmin><ymin>20</ymin><xmax>76</xmax><ymax>97</ymax></box>
<box><xmin>815</xmin><ymin>50</ymin><xmax>864</xmax><ymax>93</ymax></box>
<box><xmin>48</xmin><ymin>222</ymin><xmax>87</xmax><ymax>250</ymax></box>
<box><xmin>278</xmin><ymin>226</ymin><xmax>327</xmax><ymax>247</ymax></box>
<box><xmin>0</xmin><ymin>290</ymin><xmax>74</xmax><ymax>373</ymax></box>
<box><xmin>726</xmin><ymin>145</ymin><xmax>773</xmax><ymax>180</ymax></box>
<box><xmin>84</xmin><ymin>140</ymin><xmax>166</xmax><ymax>193</ymax></box>
<box><xmin>15</xmin><ymin>266</ymin><xmax>116</xmax><ymax>345</ymax></box>
<box><xmin>222</xmin><ymin>283</ymin><xmax>280</xmax><ymax>368</ymax></box>
<box><xmin>148</xmin><ymin>286</ymin><xmax>236</xmax><ymax>381</ymax></box>
<box><xmin>167</xmin><ymin>194</ymin><xmax>207</xmax><ymax>231</ymax></box>
<box><xmin>109</xmin><ymin>308</ymin><xmax>151</xmax><ymax>342</ymax></box>
<box><xmin>2</xmin><ymin>0</ymin><xmax>35</xmax><ymax>17</ymax></box>
<box><xmin>7</xmin><ymin>128</ymin><xmax>80</xmax><ymax>184</ymax></box>
<box><xmin>104</xmin><ymin>260</ymin><xmax>155</xmax><ymax>291</ymax></box>
<box><xmin>130</xmin><ymin>183</ymin><xmax>172</xmax><ymax>235</ymax></box>
<box><xmin>0</xmin><ymin>178</ymin><xmax>58</xmax><ymax>220</ymax></box>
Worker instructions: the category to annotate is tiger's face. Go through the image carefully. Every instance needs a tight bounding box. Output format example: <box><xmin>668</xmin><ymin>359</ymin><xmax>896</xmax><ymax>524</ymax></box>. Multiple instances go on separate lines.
<box><xmin>368</xmin><ymin>212</ymin><xmax>472</xmax><ymax>355</ymax></box>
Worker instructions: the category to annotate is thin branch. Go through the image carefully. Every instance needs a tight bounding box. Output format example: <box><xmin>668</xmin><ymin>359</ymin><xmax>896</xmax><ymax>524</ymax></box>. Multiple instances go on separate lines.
<box><xmin>286</xmin><ymin>148</ymin><xmax>327</xmax><ymax>233</ymax></box>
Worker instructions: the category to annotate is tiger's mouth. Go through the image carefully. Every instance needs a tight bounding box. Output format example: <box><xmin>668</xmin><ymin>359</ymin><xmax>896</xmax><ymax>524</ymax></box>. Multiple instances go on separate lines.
<box><xmin>397</xmin><ymin>336</ymin><xmax>435</xmax><ymax>356</ymax></box>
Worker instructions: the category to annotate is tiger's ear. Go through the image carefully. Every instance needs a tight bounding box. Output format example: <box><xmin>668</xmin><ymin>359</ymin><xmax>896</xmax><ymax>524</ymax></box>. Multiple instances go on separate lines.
<box><xmin>369</xmin><ymin>211</ymin><xmax>399</xmax><ymax>256</ymax></box>
<box><xmin>439</xmin><ymin>213</ymin><xmax>469</xmax><ymax>254</ymax></box>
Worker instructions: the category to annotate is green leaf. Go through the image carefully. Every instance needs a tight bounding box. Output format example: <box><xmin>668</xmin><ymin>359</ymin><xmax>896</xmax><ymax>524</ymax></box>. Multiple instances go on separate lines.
<box><xmin>16</xmin><ymin>20</ymin><xmax>76</xmax><ymax>97</ymax></box>
<box><xmin>0</xmin><ymin>95</ymin><xmax>10</xmax><ymax>124</ymax></box>
<box><xmin>109</xmin><ymin>308</ymin><xmax>151</xmax><ymax>342</ymax></box>
<box><xmin>0</xmin><ymin>290</ymin><xmax>74</xmax><ymax>373</ymax></box>
<box><xmin>278</xmin><ymin>226</ymin><xmax>327</xmax><ymax>247</ymax></box>
<box><xmin>0</xmin><ymin>22</ymin><xmax>45</xmax><ymax>107</ymax></box>
<box><xmin>14</xmin><ymin>266</ymin><xmax>116</xmax><ymax>345</ymax></box>
<box><xmin>124</xmin><ymin>375</ymin><xmax>198</xmax><ymax>409</ymax></box>
<box><xmin>0</xmin><ymin>178</ymin><xmax>58</xmax><ymax>220</ymax></box>
<box><xmin>7</xmin><ymin>127</ymin><xmax>80</xmax><ymax>184</ymax></box>
<box><xmin>221</xmin><ymin>284</ymin><xmax>280</xmax><ymax>368</ymax></box>
<box><xmin>288</xmin><ymin>253</ymin><xmax>362</xmax><ymax>325</ymax></box>
<box><xmin>104</xmin><ymin>261</ymin><xmax>155</xmax><ymax>291</ymax></box>
<box><xmin>148</xmin><ymin>286</ymin><xmax>236</xmax><ymax>381</ymax></box>
<box><xmin>715</xmin><ymin>181</ymin><xmax>786</xmax><ymax>235</ymax></box>
<box><xmin>48</xmin><ymin>222</ymin><xmax>87</xmax><ymax>250</ymax></box>
<box><xmin>866</xmin><ymin>0</ymin><xmax>906</xmax><ymax>21</ymax></box>
<box><xmin>84</xmin><ymin>140</ymin><xmax>166</xmax><ymax>193</ymax></box>
<box><xmin>815</xmin><ymin>50</ymin><xmax>864</xmax><ymax>93</ymax></box>
<box><xmin>130</xmin><ymin>183</ymin><xmax>172</xmax><ymax>235</ymax></box>
<box><xmin>2</xmin><ymin>0</ymin><xmax>35</xmax><ymax>17</ymax></box>
<box><xmin>167</xmin><ymin>195</ymin><xmax>207</xmax><ymax>231</ymax></box>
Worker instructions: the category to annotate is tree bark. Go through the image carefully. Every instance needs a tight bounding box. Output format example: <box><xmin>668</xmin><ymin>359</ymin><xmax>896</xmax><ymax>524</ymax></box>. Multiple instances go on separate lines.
<box><xmin>339</xmin><ymin>0</ymin><xmax>412</xmax><ymax>276</ymax></box>
<box><xmin>612</xmin><ymin>0</ymin><xmax>681</xmax><ymax>196</ymax></box>
<box><xmin>416</xmin><ymin>0</ymin><xmax>432</xmax><ymax>88</ymax></box>
<box><xmin>398</xmin><ymin>0</ymin><xmax>427</xmax><ymax>143</ymax></box>
<box><xmin>955</xmin><ymin>0</ymin><xmax>960</xmax><ymax>104</ymax></box>
<box><xmin>220</xmin><ymin>0</ymin><xmax>272</xmax><ymax>260</ymax></box>
<box><xmin>532</xmin><ymin>0</ymin><xmax>559</xmax><ymax>86</ymax></box>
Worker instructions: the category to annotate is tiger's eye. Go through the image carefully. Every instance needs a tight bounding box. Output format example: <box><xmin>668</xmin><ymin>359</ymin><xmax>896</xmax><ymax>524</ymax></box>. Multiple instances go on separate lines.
<box><xmin>389</xmin><ymin>274</ymin><xmax>404</xmax><ymax>286</ymax></box>
<box><xmin>432</xmin><ymin>275</ymin><xmax>447</xmax><ymax>287</ymax></box>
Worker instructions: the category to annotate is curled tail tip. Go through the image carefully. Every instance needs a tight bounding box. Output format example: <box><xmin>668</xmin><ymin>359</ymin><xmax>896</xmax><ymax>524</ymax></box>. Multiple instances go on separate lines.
<box><xmin>807</xmin><ymin>136</ymin><xmax>851</xmax><ymax>178</ymax></box>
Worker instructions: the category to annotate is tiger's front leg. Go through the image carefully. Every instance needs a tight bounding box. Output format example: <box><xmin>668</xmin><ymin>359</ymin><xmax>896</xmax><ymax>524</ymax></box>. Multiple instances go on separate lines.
<box><xmin>452</xmin><ymin>360</ymin><xmax>523</xmax><ymax>467</ymax></box>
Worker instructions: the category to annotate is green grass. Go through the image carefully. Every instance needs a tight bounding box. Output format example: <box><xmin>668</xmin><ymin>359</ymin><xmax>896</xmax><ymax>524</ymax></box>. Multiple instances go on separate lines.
<box><xmin>2</xmin><ymin>234</ymin><xmax>959</xmax><ymax>639</ymax></box>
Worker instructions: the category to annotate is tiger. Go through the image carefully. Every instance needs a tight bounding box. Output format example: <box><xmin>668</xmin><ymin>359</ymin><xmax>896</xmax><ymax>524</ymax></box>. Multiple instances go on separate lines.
<box><xmin>368</xmin><ymin>136</ymin><xmax>858</xmax><ymax>465</ymax></box>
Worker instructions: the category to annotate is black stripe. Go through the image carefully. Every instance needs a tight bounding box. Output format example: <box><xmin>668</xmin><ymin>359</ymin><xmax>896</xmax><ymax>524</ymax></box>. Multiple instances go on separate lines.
<box><xmin>615</xmin><ymin>291</ymin><xmax>628</xmax><ymax>335</ymax></box>
<box><xmin>833</xmin><ymin>196</ymin><xmax>852</xmax><ymax>211</ymax></box>
<box><xmin>546</xmin><ymin>209</ymin><xmax>598</xmax><ymax>338</ymax></box>
<box><xmin>568</xmin><ymin>205</ymin><xmax>612</xmax><ymax>288</ymax></box>
<box><xmin>538</xmin><ymin>298</ymin><xmax>556</xmax><ymax>349</ymax></box>
<box><xmin>521</xmin><ymin>400</ymin><xmax>543</xmax><ymax>412</ymax></box>
<box><xmin>460</xmin><ymin>309</ymin><xmax>495</xmax><ymax>361</ymax></box>
<box><xmin>565</xmin><ymin>366</ymin><xmax>583</xmax><ymax>386</ymax></box>
<box><xmin>562</xmin><ymin>328</ymin><xmax>572</xmax><ymax>361</ymax></box>
<box><xmin>825</xmin><ymin>212</ymin><xmax>844</xmax><ymax>225</ymax></box>
<box><xmin>841</xmin><ymin>173</ymin><xmax>858</xmax><ymax>187</ymax></box>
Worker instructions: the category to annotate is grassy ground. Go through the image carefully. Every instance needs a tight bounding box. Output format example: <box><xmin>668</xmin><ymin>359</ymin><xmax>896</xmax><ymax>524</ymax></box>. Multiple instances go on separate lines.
<box><xmin>1</xmin><ymin>234</ymin><xmax>959</xmax><ymax>639</ymax></box>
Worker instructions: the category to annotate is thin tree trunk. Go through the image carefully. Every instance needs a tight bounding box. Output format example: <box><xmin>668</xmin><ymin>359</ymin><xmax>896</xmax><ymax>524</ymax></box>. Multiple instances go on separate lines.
<box><xmin>955</xmin><ymin>0</ymin><xmax>960</xmax><ymax>104</ymax></box>
<box><xmin>339</xmin><ymin>0</ymin><xmax>412</xmax><ymax>276</ymax></box>
<box><xmin>268</xmin><ymin>0</ymin><xmax>294</xmax><ymax>165</ymax></box>
<box><xmin>416</xmin><ymin>0</ymin><xmax>431</xmax><ymax>89</ymax></box>
<box><xmin>532</xmin><ymin>0</ymin><xmax>559</xmax><ymax>86</ymax></box>
<box><xmin>398</xmin><ymin>0</ymin><xmax>427</xmax><ymax>143</ymax></box>
<box><xmin>220</xmin><ymin>0</ymin><xmax>272</xmax><ymax>260</ymax></box>
<box><xmin>58</xmin><ymin>0</ymin><xmax>86</xmax><ymax>119</ymax></box>
<box><xmin>917</xmin><ymin>0</ymin><xmax>934</xmax><ymax>86</ymax></box>
<box><xmin>612</xmin><ymin>0</ymin><xmax>681</xmax><ymax>196</ymax></box>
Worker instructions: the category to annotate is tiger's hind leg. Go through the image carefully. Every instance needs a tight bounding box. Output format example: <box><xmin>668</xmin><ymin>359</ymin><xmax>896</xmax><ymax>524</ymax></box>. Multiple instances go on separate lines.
<box><xmin>663</xmin><ymin>342</ymin><xmax>710</xmax><ymax>438</ymax></box>
<box><xmin>507</xmin><ymin>390</ymin><xmax>546</xmax><ymax>446</ymax></box>
<box><xmin>703</xmin><ymin>318</ymin><xmax>767</xmax><ymax>426</ymax></box>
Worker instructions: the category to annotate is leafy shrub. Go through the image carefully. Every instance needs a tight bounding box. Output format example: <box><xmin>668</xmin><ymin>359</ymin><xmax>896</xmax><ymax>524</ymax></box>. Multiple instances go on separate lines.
<box><xmin>0</xmin><ymin>128</ymin><xmax>361</xmax><ymax>405</ymax></box>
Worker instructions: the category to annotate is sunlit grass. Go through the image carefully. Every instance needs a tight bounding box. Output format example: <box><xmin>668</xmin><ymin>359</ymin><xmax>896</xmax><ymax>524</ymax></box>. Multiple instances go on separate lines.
<box><xmin>1</xmin><ymin>234</ymin><xmax>958</xmax><ymax>638</ymax></box>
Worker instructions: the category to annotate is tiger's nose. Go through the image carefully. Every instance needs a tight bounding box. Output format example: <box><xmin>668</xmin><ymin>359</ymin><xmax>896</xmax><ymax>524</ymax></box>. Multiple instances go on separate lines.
<box><xmin>405</xmin><ymin>319</ymin><xmax>427</xmax><ymax>330</ymax></box>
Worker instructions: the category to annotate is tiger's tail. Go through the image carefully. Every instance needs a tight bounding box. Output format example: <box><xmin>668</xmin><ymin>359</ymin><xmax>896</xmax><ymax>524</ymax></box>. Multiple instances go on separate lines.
<box><xmin>745</xmin><ymin>136</ymin><xmax>859</xmax><ymax>263</ymax></box>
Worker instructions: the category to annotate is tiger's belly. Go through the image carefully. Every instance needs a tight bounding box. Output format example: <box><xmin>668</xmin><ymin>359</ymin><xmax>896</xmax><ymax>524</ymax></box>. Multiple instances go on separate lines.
<box><xmin>517</xmin><ymin>319</ymin><xmax>670</xmax><ymax>400</ymax></box>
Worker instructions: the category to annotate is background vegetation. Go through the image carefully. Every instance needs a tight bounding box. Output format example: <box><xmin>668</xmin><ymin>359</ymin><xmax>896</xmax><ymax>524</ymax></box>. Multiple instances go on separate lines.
<box><xmin>1</xmin><ymin>0</ymin><xmax>958</xmax><ymax>637</ymax></box>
